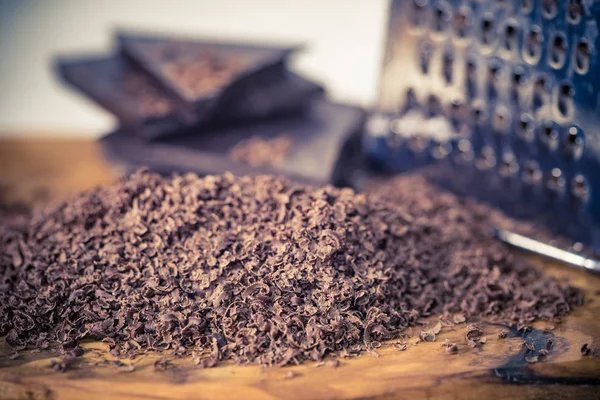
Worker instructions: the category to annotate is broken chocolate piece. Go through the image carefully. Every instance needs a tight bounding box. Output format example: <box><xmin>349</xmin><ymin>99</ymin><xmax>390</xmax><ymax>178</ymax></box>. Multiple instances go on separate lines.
<box><xmin>445</xmin><ymin>344</ymin><xmax>458</xmax><ymax>355</ymax></box>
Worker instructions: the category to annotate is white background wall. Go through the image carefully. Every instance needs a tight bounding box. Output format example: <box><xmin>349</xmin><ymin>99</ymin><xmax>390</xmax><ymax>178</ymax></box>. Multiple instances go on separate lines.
<box><xmin>0</xmin><ymin>0</ymin><xmax>389</xmax><ymax>137</ymax></box>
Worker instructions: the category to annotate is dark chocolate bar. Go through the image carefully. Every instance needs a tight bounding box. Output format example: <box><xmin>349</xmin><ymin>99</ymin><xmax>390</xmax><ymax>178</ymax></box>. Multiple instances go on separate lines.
<box><xmin>57</xmin><ymin>53</ymin><xmax>323</xmax><ymax>140</ymax></box>
<box><xmin>117</xmin><ymin>31</ymin><xmax>297</xmax><ymax>122</ymax></box>
<box><xmin>101</xmin><ymin>100</ymin><xmax>365</xmax><ymax>186</ymax></box>
<box><xmin>56</xmin><ymin>54</ymin><xmax>195</xmax><ymax>139</ymax></box>
<box><xmin>209</xmin><ymin>69</ymin><xmax>324</xmax><ymax>126</ymax></box>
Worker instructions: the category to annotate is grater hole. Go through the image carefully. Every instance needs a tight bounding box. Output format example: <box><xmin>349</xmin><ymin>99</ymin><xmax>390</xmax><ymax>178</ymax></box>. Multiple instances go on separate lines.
<box><xmin>419</xmin><ymin>40</ymin><xmax>434</xmax><ymax>74</ymax></box>
<box><xmin>454</xmin><ymin>139</ymin><xmax>474</xmax><ymax>164</ymax></box>
<box><xmin>511</xmin><ymin>66</ymin><xmax>528</xmax><ymax>104</ymax></box>
<box><xmin>432</xmin><ymin>2</ymin><xmax>452</xmax><ymax>34</ymax></box>
<box><xmin>411</xmin><ymin>0</ymin><xmax>429</xmax><ymax>28</ymax></box>
<box><xmin>518</xmin><ymin>114</ymin><xmax>535</xmax><ymax>142</ymax></box>
<box><xmin>568</xmin><ymin>1</ymin><xmax>584</xmax><ymax>24</ymax></box>
<box><xmin>549</xmin><ymin>34</ymin><xmax>568</xmax><ymax>69</ymax></box>
<box><xmin>512</xmin><ymin>66</ymin><xmax>527</xmax><ymax>86</ymax></box>
<box><xmin>487</xmin><ymin>59</ymin><xmax>503</xmax><ymax>101</ymax></box>
<box><xmin>442</xmin><ymin>46</ymin><xmax>454</xmax><ymax>84</ymax></box>
<box><xmin>571</xmin><ymin>174</ymin><xmax>590</xmax><ymax>203</ymax></box>
<box><xmin>487</xmin><ymin>58</ymin><xmax>503</xmax><ymax>101</ymax></box>
<box><xmin>522</xmin><ymin>160</ymin><xmax>542</xmax><ymax>185</ymax></box>
<box><xmin>481</xmin><ymin>14</ymin><xmax>496</xmax><ymax>47</ymax></box>
<box><xmin>386</xmin><ymin>126</ymin><xmax>405</xmax><ymax>149</ymax></box>
<box><xmin>563</xmin><ymin>125</ymin><xmax>585</xmax><ymax>160</ymax></box>
<box><xmin>575</xmin><ymin>39</ymin><xmax>591</xmax><ymax>74</ymax></box>
<box><xmin>403</xmin><ymin>87</ymin><xmax>420</xmax><ymax>113</ymax></box>
<box><xmin>493</xmin><ymin>107</ymin><xmax>510</xmax><ymax>133</ymax></box>
<box><xmin>449</xmin><ymin>98</ymin><xmax>466</xmax><ymax>122</ymax></box>
<box><xmin>430</xmin><ymin>140</ymin><xmax>452</xmax><ymax>159</ymax></box>
<box><xmin>466</xmin><ymin>58</ymin><xmax>477</xmax><ymax>74</ymax></box>
<box><xmin>476</xmin><ymin>146</ymin><xmax>497</xmax><ymax>170</ymax></box>
<box><xmin>426</xmin><ymin>95</ymin><xmax>442</xmax><ymax>117</ymax></box>
<box><xmin>455</xmin><ymin>7</ymin><xmax>470</xmax><ymax>38</ymax></box>
<box><xmin>557</xmin><ymin>82</ymin><xmax>574</xmax><ymax>117</ymax></box>
<box><xmin>472</xmin><ymin>103</ymin><xmax>487</xmax><ymax>125</ymax></box>
<box><xmin>503</xmin><ymin>22</ymin><xmax>519</xmax><ymax>52</ymax></box>
<box><xmin>532</xmin><ymin>75</ymin><xmax>549</xmax><ymax>112</ymax></box>
<box><xmin>488</xmin><ymin>59</ymin><xmax>503</xmax><ymax>81</ymax></box>
<box><xmin>520</xmin><ymin>0</ymin><xmax>534</xmax><ymax>13</ymax></box>
<box><xmin>465</xmin><ymin>58</ymin><xmax>477</xmax><ymax>100</ymax></box>
<box><xmin>547</xmin><ymin>168</ymin><xmax>566</xmax><ymax>193</ymax></box>
<box><xmin>524</xmin><ymin>26</ymin><xmax>543</xmax><ymax>63</ymax></box>
<box><xmin>542</xmin><ymin>0</ymin><xmax>558</xmax><ymax>19</ymax></box>
<box><xmin>408</xmin><ymin>135</ymin><xmax>428</xmax><ymax>153</ymax></box>
<box><xmin>539</xmin><ymin>121</ymin><xmax>559</xmax><ymax>151</ymax></box>
<box><xmin>499</xmin><ymin>153</ymin><xmax>519</xmax><ymax>177</ymax></box>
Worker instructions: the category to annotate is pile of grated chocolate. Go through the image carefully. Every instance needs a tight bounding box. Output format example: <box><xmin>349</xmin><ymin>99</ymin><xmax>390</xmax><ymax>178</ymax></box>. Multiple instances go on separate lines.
<box><xmin>0</xmin><ymin>169</ymin><xmax>581</xmax><ymax>367</ymax></box>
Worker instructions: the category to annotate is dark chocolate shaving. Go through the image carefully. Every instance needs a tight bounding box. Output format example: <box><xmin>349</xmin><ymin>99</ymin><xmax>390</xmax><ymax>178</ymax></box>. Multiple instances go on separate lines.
<box><xmin>0</xmin><ymin>170</ymin><xmax>581</xmax><ymax>367</ymax></box>
<box><xmin>581</xmin><ymin>343</ymin><xmax>600</xmax><ymax>358</ymax></box>
<box><xmin>445</xmin><ymin>343</ymin><xmax>458</xmax><ymax>355</ymax></box>
<box><xmin>153</xmin><ymin>358</ymin><xmax>170</xmax><ymax>371</ymax></box>
<box><xmin>113</xmin><ymin>360</ymin><xmax>136</xmax><ymax>372</ymax></box>
<box><xmin>464</xmin><ymin>324</ymin><xmax>483</xmax><ymax>348</ymax></box>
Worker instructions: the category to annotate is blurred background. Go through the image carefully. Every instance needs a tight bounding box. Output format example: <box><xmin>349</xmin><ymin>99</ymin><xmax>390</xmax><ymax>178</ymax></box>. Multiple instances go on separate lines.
<box><xmin>0</xmin><ymin>0</ymin><xmax>389</xmax><ymax>137</ymax></box>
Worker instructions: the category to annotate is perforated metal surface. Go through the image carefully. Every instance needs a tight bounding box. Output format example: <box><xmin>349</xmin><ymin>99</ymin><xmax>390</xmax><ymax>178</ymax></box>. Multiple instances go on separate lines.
<box><xmin>364</xmin><ymin>0</ymin><xmax>600</xmax><ymax>247</ymax></box>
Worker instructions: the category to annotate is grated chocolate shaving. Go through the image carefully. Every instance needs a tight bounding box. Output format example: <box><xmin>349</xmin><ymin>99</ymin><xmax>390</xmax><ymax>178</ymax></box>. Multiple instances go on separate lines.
<box><xmin>581</xmin><ymin>343</ymin><xmax>600</xmax><ymax>358</ymax></box>
<box><xmin>445</xmin><ymin>343</ymin><xmax>458</xmax><ymax>355</ymax></box>
<box><xmin>498</xmin><ymin>329</ymin><xmax>509</xmax><ymax>339</ymax></box>
<box><xmin>0</xmin><ymin>170</ymin><xmax>581</xmax><ymax>367</ymax></box>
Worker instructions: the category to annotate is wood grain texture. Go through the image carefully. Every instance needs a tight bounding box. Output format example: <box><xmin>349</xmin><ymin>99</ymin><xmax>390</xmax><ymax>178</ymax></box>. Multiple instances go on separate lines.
<box><xmin>1</xmin><ymin>137</ymin><xmax>599</xmax><ymax>400</ymax></box>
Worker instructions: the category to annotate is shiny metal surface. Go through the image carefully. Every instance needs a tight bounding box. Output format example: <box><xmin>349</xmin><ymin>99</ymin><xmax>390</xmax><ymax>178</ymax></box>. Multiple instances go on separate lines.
<box><xmin>365</xmin><ymin>0</ymin><xmax>600</xmax><ymax>248</ymax></box>
<box><xmin>493</xmin><ymin>227</ymin><xmax>600</xmax><ymax>273</ymax></box>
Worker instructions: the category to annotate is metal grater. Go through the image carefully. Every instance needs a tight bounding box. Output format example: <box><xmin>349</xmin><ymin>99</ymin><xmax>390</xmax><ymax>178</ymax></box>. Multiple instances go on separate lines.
<box><xmin>363</xmin><ymin>0</ymin><xmax>600</xmax><ymax>248</ymax></box>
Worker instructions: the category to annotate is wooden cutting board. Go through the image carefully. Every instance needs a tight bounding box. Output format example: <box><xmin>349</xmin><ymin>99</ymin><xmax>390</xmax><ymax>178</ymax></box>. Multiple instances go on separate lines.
<box><xmin>1</xmin><ymin>137</ymin><xmax>599</xmax><ymax>400</ymax></box>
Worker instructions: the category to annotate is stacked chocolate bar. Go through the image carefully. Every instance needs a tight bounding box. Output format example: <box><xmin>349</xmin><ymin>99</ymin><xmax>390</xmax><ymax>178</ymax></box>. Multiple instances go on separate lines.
<box><xmin>56</xmin><ymin>31</ymin><xmax>366</xmax><ymax>185</ymax></box>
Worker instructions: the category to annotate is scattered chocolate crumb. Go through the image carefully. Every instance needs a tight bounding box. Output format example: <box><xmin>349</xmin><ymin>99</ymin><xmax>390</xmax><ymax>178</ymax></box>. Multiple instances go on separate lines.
<box><xmin>445</xmin><ymin>343</ymin><xmax>458</xmax><ymax>355</ymax></box>
<box><xmin>50</xmin><ymin>353</ymin><xmax>78</xmax><ymax>372</ymax></box>
<box><xmin>153</xmin><ymin>358</ymin><xmax>170</xmax><ymax>371</ymax></box>
<box><xmin>367</xmin><ymin>349</ymin><xmax>380</xmax><ymax>358</ymax></box>
<box><xmin>581</xmin><ymin>343</ymin><xmax>590</xmax><ymax>355</ymax></box>
<box><xmin>284</xmin><ymin>370</ymin><xmax>297</xmax><ymax>379</ymax></box>
<box><xmin>0</xmin><ymin>170</ymin><xmax>582</xmax><ymax>368</ymax></box>
<box><xmin>546</xmin><ymin>338</ymin><xmax>554</xmax><ymax>350</ymax></box>
<box><xmin>539</xmin><ymin>348</ymin><xmax>549</xmax><ymax>357</ymax></box>
<box><xmin>524</xmin><ymin>340</ymin><xmax>536</xmax><ymax>351</ymax></box>
<box><xmin>418</xmin><ymin>329</ymin><xmax>437</xmax><ymax>342</ymax></box>
<box><xmin>465</xmin><ymin>324</ymin><xmax>483</xmax><ymax>348</ymax></box>
<box><xmin>453</xmin><ymin>314</ymin><xmax>466</xmax><ymax>324</ymax></box>
<box><xmin>326</xmin><ymin>359</ymin><xmax>339</xmax><ymax>368</ymax></box>
<box><xmin>395</xmin><ymin>342</ymin><xmax>408</xmax><ymax>351</ymax></box>
<box><xmin>113</xmin><ymin>360</ymin><xmax>135</xmax><ymax>372</ymax></box>
<box><xmin>479</xmin><ymin>337</ymin><xmax>487</xmax><ymax>344</ymax></box>
<box><xmin>497</xmin><ymin>329</ymin><xmax>509</xmax><ymax>339</ymax></box>
<box><xmin>517</xmin><ymin>324</ymin><xmax>532</xmax><ymax>332</ymax></box>
<box><xmin>68</xmin><ymin>347</ymin><xmax>84</xmax><ymax>358</ymax></box>
<box><xmin>544</xmin><ymin>325</ymin><xmax>555</xmax><ymax>332</ymax></box>
<box><xmin>412</xmin><ymin>339</ymin><xmax>421</xmax><ymax>346</ymax></box>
